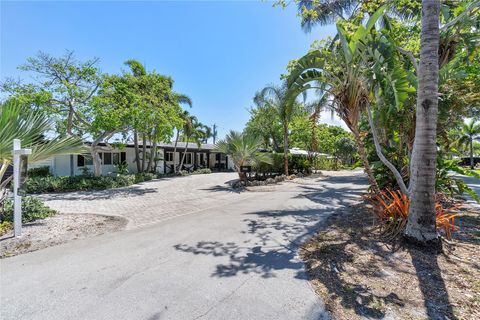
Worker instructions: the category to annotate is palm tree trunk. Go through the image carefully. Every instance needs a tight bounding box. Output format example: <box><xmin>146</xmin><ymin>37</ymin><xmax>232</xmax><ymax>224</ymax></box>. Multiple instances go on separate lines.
<box><xmin>173</xmin><ymin>128</ymin><xmax>180</xmax><ymax>173</ymax></box>
<box><xmin>310</xmin><ymin>114</ymin><xmax>318</xmax><ymax>152</ymax></box>
<box><xmin>179</xmin><ymin>139</ymin><xmax>190</xmax><ymax>171</ymax></box>
<box><xmin>352</xmin><ymin>127</ymin><xmax>380</xmax><ymax>194</ymax></box>
<box><xmin>141</xmin><ymin>133</ymin><xmax>147</xmax><ymax>172</ymax></box>
<box><xmin>470</xmin><ymin>138</ymin><xmax>474</xmax><ymax>169</ymax></box>
<box><xmin>283</xmin><ymin>121</ymin><xmax>289</xmax><ymax>176</ymax></box>
<box><xmin>134</xmin><ymin>130</ymin><xmax>141</xmax><ymax>173</ymax></box>
<box><xmin>149</xmin><ymin>139</ymin><xmax>158</xmax><ymax>173</ymax></box>
<box><xmin>405</xmin><ymin>0</ymin><xmax>440</xmax><ymax>244</ymax></box>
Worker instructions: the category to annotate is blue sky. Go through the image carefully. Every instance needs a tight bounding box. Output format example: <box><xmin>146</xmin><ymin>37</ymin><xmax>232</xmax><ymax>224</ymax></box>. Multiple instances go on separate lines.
<box><xmin>1</xmin><ymin>0</ymin><xmax>340</xmax><ymax>139</ymax></box>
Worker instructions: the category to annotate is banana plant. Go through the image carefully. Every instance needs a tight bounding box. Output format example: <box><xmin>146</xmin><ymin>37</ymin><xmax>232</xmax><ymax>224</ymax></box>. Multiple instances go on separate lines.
<box><xmin>286</xmin><ymin>6</ymin><xmax>387</xmax><ymax>194</ymax></box>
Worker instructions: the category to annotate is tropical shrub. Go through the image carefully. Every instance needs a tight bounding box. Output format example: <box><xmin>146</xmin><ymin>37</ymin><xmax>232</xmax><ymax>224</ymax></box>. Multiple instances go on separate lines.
<box><xmin>215</xmin><ymin>131</ymin><xmax>273</xmax><ymax>180</ymax></box>
<box><xmin>0</xmin><ymin>221</ymin><xmax>12</xmax><ymax>236</ymax></box>
<box><xmin>311</xmin><ymin>156</ymin><xmax>336</xmax><ymax>170</ymax></box>
<box><xmin>192</xmin><ymin>168</ymin><xmax>212</xmax><ymax>174</ymax></box>
<box><xmin>27</xmin><ymin>166</ymin><xmax>51</xmax><ymax>177</ymax></box>
<box><xmin>23</xmin><ymin>173</ymin><xmax>157</xmax><ymax>193</ymax></box>
<box><xmin>1</xmin><ymin>196</ymin><xmax>56</xmax><ymax>224</ymax></box>
<box><xmin>115</xmin><ymin>162</ymin><xmax>129</xmax><ymax>174</ymax></box>
<box><xmin>370</xmin><ymin>190</ymin><xmax>458</xmax><ymax>241</ymax></box>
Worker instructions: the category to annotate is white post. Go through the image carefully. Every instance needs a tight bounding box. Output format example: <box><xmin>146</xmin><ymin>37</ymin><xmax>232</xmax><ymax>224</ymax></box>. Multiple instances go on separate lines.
<box><xmin>13</xmin><ymin>139</ymin><xmax>21</xmax><ymax>236</ymax></box>
<box><xmin>12</xmin><ymin>139</ymin><xmax>32</xmax><ymax>237</ymax></box>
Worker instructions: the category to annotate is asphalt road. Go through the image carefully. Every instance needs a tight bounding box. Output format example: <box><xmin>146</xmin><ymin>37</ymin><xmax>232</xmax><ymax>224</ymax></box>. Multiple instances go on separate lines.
<box><xmin>1</xmin><ymin>170</ymin><xmax>367</xmax><ymax>320</ymax></box>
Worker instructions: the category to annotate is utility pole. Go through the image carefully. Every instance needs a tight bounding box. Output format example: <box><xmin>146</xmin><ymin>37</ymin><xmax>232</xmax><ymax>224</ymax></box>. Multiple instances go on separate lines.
<box><xmin>212</xmin><ymin>124</ymin><xmax>218</xmax><ymax>144</ymax></box>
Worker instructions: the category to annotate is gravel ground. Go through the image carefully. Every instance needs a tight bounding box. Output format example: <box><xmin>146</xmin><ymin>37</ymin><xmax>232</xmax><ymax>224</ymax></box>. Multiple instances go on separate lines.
<box><xmin>0</xmin><ymin>213</ymin><xmax>127</xmax><ymax>258</ymax></box>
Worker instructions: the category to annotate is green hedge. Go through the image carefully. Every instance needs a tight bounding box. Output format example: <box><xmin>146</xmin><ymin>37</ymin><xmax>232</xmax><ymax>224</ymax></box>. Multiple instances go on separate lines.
<box><xmin>256</xmin><ymin>153</ymin><xmax>312</xmax><ymax>174</ymax></box>
<box><xmin>24</xmin><ymin>173</ymin><xmax>156</xmax><ymax>194</ymax></box>
<box><xmin>27</xmin><ymin>166</ymin><xmax>51</xmax><ymax>177</ymax></box>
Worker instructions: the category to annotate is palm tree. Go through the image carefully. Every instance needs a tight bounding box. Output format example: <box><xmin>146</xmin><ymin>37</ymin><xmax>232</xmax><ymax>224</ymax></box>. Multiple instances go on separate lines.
<box><xmin>303</xmin><ymin>86</ymin><xmax>330</xmax><ymax>152</ymax></box>
<box><xmin>455</xmin><ymin>120</ymin><xmax>480</xmax><ymax>169</ymax></box>
<box><xmin>0</xmin><ymin>99</ymin><xmax>86</xmax><ymax>207</ymax></box>
<box><xmin>172</xmin><ymin>110</ymin><xmax>190</xmax><ymax>173</ymax></box>
<box><xmin>215</xmin><ymin>131</ymin><xmax>273</xmax><ymax>181</ymax></box>
<box><xmin>255</xmin><ymin>82</ymin><xmax>300</xmax><ymax>176</ymax></box>
<box><xmin>296</xmin><ymin>0</ymin><xmax>358</xmax><ymax>32</ymax></box>
<box><xmin>178</xmin><ymin>116</ymin><xmax>208</xmax><ymax>172</ymax></box>
<box><xmin>405</xmin><ymin>0</ymin><xmax>441</xmax><ymax>244</ymax></box>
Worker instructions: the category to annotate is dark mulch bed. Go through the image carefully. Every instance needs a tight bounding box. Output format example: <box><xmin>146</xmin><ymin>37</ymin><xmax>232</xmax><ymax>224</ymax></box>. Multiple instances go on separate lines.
<box><xmin>301</xmin><ymin>202</ymin><xmax>480</xmax><ymax>320</ymax></box>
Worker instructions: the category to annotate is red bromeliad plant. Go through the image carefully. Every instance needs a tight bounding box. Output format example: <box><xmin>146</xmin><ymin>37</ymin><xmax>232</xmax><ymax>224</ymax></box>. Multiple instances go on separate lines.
<box><xmin>370</xmin><ymin>190</ymin><xmax>458</xmax><ymax>241</ymax></box>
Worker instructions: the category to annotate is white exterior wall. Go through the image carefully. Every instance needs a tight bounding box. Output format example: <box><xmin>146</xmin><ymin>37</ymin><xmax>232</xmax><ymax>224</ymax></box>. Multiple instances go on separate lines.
<box><xmin>28</xmin><ymin>147</ymin><xmax>230</xmax><ymax>176</ymax></box>
<box><xmin>227</xmin><ymin>157</ymin><xmax>234</xmax><ymax>170</ymax></box>
<box><xmin>54</xmin><ymin>155</ymin><xmax>72</xmax><ymax>176</ymax></box>
<box><xmin>28</xmin><ymin>147</ymin><xmax>165</xmax><ymax>177</ymax></box>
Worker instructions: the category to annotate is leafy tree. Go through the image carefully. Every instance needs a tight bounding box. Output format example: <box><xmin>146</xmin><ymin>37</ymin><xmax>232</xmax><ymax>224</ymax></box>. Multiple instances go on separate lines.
<box><xmin>334</xmin><ymin>136</ymin><xmax>357</xmax><ymax>166</ymax></box>
<box><xmin>215</xmin><ymin>131</ymin><xmax>273</xmax><ymax>181</ymax></box>
<box><xmin>244</xmin><ymin>100</ymin><xmax>283</xmax><ymax>150</ymax></box>
<box><xmin>2</xmin><ymin>51</ymin><xmax>102</xmax><ymax>136</ymax></box>
<box><xmin>123</xmin><ymin>60</ymin><xmax>187</xmax><ymax>173</ymax></box>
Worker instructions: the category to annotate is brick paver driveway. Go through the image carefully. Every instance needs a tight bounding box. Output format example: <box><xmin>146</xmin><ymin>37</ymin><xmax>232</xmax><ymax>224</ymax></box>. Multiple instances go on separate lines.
<box><xmin>40</xmin><ymin>173</ymin><xmax>253</xmax><ymax>229</ymax></box>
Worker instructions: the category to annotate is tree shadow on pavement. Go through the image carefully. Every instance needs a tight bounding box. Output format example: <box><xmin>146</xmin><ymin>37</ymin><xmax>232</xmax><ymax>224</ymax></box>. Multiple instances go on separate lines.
<box><xmin>174</xmin><ymin>195</ymin><xmax>358</xmax><ymax>279</ymax></box>
<box><xmin>302</xmin><ymin>212</ymin><xmax>407</xmax><ymax>319</ymax></box>
<box><xmin>407</xmin><ymin>245</ymin><xmax>457</xmax><ymax>320</ymax></box>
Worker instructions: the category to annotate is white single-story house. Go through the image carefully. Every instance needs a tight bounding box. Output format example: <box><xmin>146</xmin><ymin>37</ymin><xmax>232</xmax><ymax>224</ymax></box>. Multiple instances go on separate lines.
<box><xmin>29</xmin><ymin>141</ymin><xmax>234</xmax><ymax>176</ymax></box>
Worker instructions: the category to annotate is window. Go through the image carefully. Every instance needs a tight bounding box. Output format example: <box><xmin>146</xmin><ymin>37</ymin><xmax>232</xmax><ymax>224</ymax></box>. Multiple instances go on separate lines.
<box><xmin>185</xmin><ymin>153</ymin><xmax>193</xmax><ymax>165</ymax></box>
<box><xmin>77</xmin><ymin>155</ymin><xmax>84</xmax><ymax>167</ymax></box>
<box><xmin>77</xmin><ymin>155</ymin><xmax>93</xmax><ymax>167</ymax></box>
<box><xmin>166</xmin><ymin>152</ymin><xmax>174</xmax><ymax>162</ymax></box>
<box><xmin>120</xmin><ymin>152</ymin><xmax>126</xmax><ymax>164</ymax></box>
<box><xmin>103</xmin><ymin>152</ymin><xmax>112</xmax><ymax>165</ymax></box>
<box><xmin>113</xmin><ymin>153</ymin><xmax>120</xmax><ymax>165</ymax></box>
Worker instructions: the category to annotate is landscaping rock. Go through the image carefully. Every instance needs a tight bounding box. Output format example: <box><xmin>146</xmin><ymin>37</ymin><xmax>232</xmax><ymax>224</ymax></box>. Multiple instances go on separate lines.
<box><xmin>266</xmin><ymin>178</ymin><xmax>275</xmax><ymax>184</ymax></box>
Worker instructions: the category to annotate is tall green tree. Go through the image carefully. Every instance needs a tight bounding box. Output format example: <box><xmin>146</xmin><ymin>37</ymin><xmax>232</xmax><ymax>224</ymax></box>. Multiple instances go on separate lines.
<box><xmin>244</xmin><ymin>99</ymin><xmax>283</xmax><ymax>150</ymax></box>
<box><xmin>123</xmin><ymin>59</ymin><xmax>187</xmax><ymax>173</ymax></box>
<box><xmin>455</xmin><ymin>120</ymin><xmax>480</xmax><ymax>169</ymax></box>
<box><xmin>286</xmin><ymin>8</ymin><xmax>387</xmax><ymax>193</ymax></box>
<box><xmin>254</xmin><ymin>82</ymin><xmax>302</xmax><ymax>176</ymax></box>
<box><xmin>2</xmin><ymin>51</ymin><xmax>102</xmax><ymax>136</ymax></box>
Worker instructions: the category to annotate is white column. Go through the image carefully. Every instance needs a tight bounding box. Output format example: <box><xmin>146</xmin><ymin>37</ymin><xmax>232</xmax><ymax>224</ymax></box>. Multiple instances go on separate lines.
<box><xmin>13</xmin><ymin>139</ymin><xmax>21</xmax><ymax>236</ymax></box>
<box><xmin>12</xmin><ymin>139</ymin><xmax>31</xmax><ymax>237</ymax></box>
